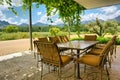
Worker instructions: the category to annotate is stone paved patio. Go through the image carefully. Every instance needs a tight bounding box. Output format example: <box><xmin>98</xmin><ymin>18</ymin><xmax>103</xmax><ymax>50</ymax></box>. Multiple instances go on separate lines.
<box><xmin>0</xmin><ymin>46</ymin><xmax>120</xmax><ymax>80</ymax></box>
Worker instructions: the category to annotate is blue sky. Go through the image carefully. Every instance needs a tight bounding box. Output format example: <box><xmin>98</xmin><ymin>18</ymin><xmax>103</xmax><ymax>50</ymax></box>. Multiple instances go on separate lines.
<box><xmin>0</xmin><ymin>0</ymin><xmax>120</xmax><ymax>25</ymax></box>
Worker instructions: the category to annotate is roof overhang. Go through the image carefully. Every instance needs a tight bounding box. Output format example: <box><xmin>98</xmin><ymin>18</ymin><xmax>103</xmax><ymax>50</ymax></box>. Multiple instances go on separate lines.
<box><xmin>74</xmin><ymin>0</ymin><xmax>120</xmax><ymax>9</ymax></box>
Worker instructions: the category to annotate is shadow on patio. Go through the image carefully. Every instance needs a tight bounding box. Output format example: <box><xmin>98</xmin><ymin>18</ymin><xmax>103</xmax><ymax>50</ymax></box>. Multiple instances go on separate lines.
<box><xmin>0</xmin><ymin>46</ymin><xmax>120</xmax><ymax>80</ymax></box>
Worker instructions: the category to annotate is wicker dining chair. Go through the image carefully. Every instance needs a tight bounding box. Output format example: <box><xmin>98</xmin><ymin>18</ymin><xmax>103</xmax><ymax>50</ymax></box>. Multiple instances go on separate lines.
<box><xmin>58</xmin><ymin>35</ymin><xmax>72</xmax><ymax>53</ymax></box>
<box><xmin>84</xmin><ymin>34</ymin><xmax>98</xmax><ymax>53</ymax></box>
<box><xmin>49</xmin><ymin>36</ymin><xmax>70</xmax><ymax>53</ymax></box>
<box><xmin>59</xmin><ymin>35</ymin><xmax>69</xmax><ymax>43</ymax></box>
<box><xmin>33</xmin><ymin>37</ymin><xmax>49</xmax><ymax>67</ymax></box>
<box><xmin>87</xmin><ymin>35</ymin><xmax>117</xmax><ymax>68</ymax></box>
<box><xmin>49</xmin><ymin>36</ymin><xmax>61</xmax><ymax>43</ymax></box>
<box><xmin>84</xmin><ymin>34</ymin><xmax>97</xmax><ymax>41</ymax></box>
<box><xmin>36</xmin><ymin>42</ymin><xmax>73</xmax><ymax>80</ymax></box>
<box><xmin>74</xmin><ymin>39</ymin><xmax>113</xmax><ymax>80</ymax></box>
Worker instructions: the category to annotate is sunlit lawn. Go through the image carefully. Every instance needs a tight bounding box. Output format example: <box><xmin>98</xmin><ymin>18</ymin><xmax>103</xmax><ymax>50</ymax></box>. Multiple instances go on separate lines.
<box><xmin>0</xmin><ymin>32</ymin><xmax>120</xmax><ymax>42</ymax></box>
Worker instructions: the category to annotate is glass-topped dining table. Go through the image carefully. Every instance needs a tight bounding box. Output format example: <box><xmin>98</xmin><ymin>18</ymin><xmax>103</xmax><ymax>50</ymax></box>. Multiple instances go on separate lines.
<box><xmin>57</xmin><ymin>40</ymin><xmax>99</xmax><ymax>79</ymax></box>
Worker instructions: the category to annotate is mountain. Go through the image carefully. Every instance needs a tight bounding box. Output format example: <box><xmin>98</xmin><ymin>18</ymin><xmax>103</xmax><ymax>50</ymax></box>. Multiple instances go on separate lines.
<box><xmin>115</xmin><ymin>16</ymin><xmax>120</xmax><ymax>22</ymax></box>
<box><xmin>0</xmin><ymin>20</ymin><xmax>10</xmax><ymax>27</ymax></box>
<box><xmin>19</xmin><ymin>23</ymin><xmax>29</xmax><ymax>27</ymax></box>
<box><xmin>0</xmin><ymin>16</ymin><xmax>119</xmax><ymax>27</ymax></box>
<box><xmin>33</xmin><ymin>22</ymin><xmax>48</xmax><ymax>26</ymax></box>
<box><xmin>55</xmin><ymin>24</ymin><xmax>64</xmax><ymax>27</ymax></box>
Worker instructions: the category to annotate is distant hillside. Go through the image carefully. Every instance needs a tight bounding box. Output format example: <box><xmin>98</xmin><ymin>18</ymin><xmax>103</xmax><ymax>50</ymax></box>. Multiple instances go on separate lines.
<box><xmin>33</xmin><ymin>22</ymin><xmax>48</xmax><ymax>26</ymax></box>
<box><xmin>54</xmin><ymin>24</ymin><xmax>64</xmax><ymax>27</ymax></box>
<box><xmin>0</xmin><ymin>21</ymin><xmax>9</xmax><ymax>27</ymax></box>
<box><xmin>81</xmin><ymin>19</ymin><xmax>104</xmax><ymax>24</ymax></box>
<box><xmin>0</xmin><ymin>16</ymin><xmax>119</xmax><ymax>27</ymax></box>
<box><xmin>81</xmin><ymin>16</ymin><xmax>120</xmax><ymax>24</ymax></box>
<box><xmin>19</xmin><ymin>23</ymin><xmax>29</xmax><ymax>27</ymax></box>
<box><xmin>115</xmin><ymin>16</ymin><xmax>120</xmax><ymax>22</ymax></box>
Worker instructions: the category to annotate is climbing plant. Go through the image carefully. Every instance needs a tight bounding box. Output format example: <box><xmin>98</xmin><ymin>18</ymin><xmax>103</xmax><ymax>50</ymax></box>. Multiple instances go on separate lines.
<box><xmin>2</xmin><ymin>0</ymin><xmax>85</xmax><ymax>37</ymax></box>
<box><xmin>22</xmin><ymin>0</ymin><xmax>85</xmax><ymax>37</ymax></box>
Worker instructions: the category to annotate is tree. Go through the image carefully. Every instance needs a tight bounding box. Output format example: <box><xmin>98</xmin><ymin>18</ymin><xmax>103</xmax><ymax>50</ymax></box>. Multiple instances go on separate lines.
<box><xmin>104</xmin><ymin>20</ymin><xmax>118</xmax><ymax>35</ymax></box>
<box><xmin>0</xmin><ymin>0</ymin><xmax>17</xmax><ymax>15</ymax></box>
<box><xmin>22</xmin><ymin>0</ymin><xmax>85</xmax><ymax>38</ymax></box>
<box><xmin>2</xmin><ymin>0</ymin><xmax>85</xmax><ymax>37</ymax></box>
<box><xmin>85</xmin><ymin>18</ymin><xmax>119</xmax><ymax>36</ymax></box>
<box><xmin>4</xmin><ymin>25</ymin><xmax>19</xmax><ymax>33</ymax></box>
<box><xmin>49</xmin><ymin>27</ymin><xmax>60</xmax><ymax>36</ymax></box>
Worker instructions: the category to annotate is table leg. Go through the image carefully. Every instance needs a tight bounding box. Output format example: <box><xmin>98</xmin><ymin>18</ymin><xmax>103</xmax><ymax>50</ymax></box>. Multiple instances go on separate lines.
<box><xmin>76</xmin><ymin>50</ymin><xmax>82</xmax><ymax>79</ymax></box>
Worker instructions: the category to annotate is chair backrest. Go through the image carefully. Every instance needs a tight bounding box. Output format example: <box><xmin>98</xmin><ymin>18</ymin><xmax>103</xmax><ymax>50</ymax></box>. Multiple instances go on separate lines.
<box><xmin>36</xmin><ymin>42</ymin><xmax>62</xmax><ymax>67</ymax></box>
<box><xmin>38</xmin><ymin>37</ymin><xmax>49</xmax><ymax>42</ymax></box>
<box><xmin>109</xmin><ymin>35</ymin><xmax>117</xmax><ymax>55</ymax></box>
<box><xmin>33</xmin><ymin>37</ymin><xmax>49</xmax><ymax>54</ymax></box>
<box><xmin>49</xmin><ymin>36</ymin><xmax>61</xmax><ymax>43</ymax></box>
<box><xmin>98</xmin><ymin>38</ymin><xmax>114</xmax><ymax>67</ymax></box>
<box><xmin>59</xmin><ymin>35</ymin><xmax>69</xmax><ymax>43</ymax></box>
<box><xmin>84</xmin><ymin>34</ymin><xmax>97</xmax><ymax>41</ymax></box>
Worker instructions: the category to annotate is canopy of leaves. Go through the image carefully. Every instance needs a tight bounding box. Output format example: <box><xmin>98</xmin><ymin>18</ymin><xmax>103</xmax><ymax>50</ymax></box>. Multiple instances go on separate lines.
<box><xmin>22</xmin><ymin>0</ymin><xmax>85</xmax><ymax>37</ymax></box>
<box><xmin>0</xmin><ymin>0</ymin><xmax>17</xmax><ymax>15</ymax></box>
<box><xmin>85</xmin><ymin>18</ymin><xmax>119</xmax><ymax>36</ymax></box>
<box><xmin>3</xmin><ymin>0</ymin><xmax>85</xmax><ymax>37</ymax></box>
<box><xmin>4</xmin><ymin>25</ymin><xmax>19</xmax><ymax>33</ymax></box>
<box><xmin>49</xmin><ymin>27</ymin><xmax>60</xmax><ymax>36</ymax></box>
<box><xmin>22</xmin><ymin>0</ymin><xmax>85</xmax><ymax>22</ymax></box>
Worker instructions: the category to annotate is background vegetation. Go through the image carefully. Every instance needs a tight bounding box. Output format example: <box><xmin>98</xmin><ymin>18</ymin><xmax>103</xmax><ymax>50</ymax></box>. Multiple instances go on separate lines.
<box><xmin>0</xmin><ymin>0</ymin><xmax>120</xmax><ymax>44</ymax></box>
<box><xmin>0</xmin><ymin>19</ymin><xmax>120</xmax><ymax>45</ymax></box>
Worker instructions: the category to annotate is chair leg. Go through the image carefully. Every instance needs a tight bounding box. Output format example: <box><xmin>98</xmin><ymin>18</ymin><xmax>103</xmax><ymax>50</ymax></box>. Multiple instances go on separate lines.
<box><xmin>74</xmin><ymin>62</ymin><xmax>77</xmax><ymax>79</ymax></box>
<box><xmin>36</xmin><ymin>54</ymin><xmax>39</xmax><ymax>68</ymax></box>
<box><xmin>107</xmin><ymin>55</ymin><xmax>111</xmax><ymax>68</ymax></box>
<box><xmin>40</xmin><ymin>62</ymin><xmax>43</xmax><ymax>80</ymax></box>
<box><xmin>58</xmin><ymin>67</ymin><xmax>61</xmax><ymax>80</ymax></box>
<box><xmin>34</xmin><ymin>51</ymin><xmax>36</xmax><ymax>59</ymax></box>
<box><xmin>84</xmin><ymin>64</ymin><xmax>86</xmax><ymax>73</ymax></box>
<box><xmin>100</xmin><ymin>68</ymin><xmax>103</xmax><ymax>80</ymax></box>
<box><xmin>48</xmin><ymin>65</ymin><xmax>50</xmax><ymax>73</ymax></box>
<box><xmin>114</xmin><ymin>45</ymin><xmax>117</xmax><ymax>58</ymax></box>
<box><xmin>105</xmin><ymin>64</ymin><xmax>110</xmax><ymax>80</ymax></box>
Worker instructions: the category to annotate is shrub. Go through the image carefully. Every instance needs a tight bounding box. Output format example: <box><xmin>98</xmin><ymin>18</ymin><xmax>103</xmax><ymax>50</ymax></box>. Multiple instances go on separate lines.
<box><xmin>49</xmin><ymin>27</ymin><xmax>60</xmax><ymax>36</ymax></box>
<box><xmin>97</xmin><ymin>37</ymin><xmax>111</xmax><ymax>44</ymax></box>
<box><xmin>116</xmin><ymin>38</ymin><xmax>120</xmax><ymax>45</ymax></box>
<box><xmin>71</xmin><ymin>37</ymin><xmax>83</xmax><ymax>41</ymax></box>
<box><xmin>4</xmin><ymin>25</ymin><xmax>19</xmax><ymax>33</ymax></box>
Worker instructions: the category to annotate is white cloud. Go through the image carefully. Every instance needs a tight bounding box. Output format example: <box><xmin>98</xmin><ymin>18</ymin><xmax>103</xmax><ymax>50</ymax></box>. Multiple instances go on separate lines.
<box><xmin>0</xmin><ymin>1</ymin><xmax>9</xmax><ymax>10</ymax></box>
<box><xmin>81</xmin><ymin>6</ymin><xmax>120</xmax><ymax>22</ymax></box>
<box><xmin>0</xmin><ymin>0</ymin><xmax>22</xmax><ymax>10</ymax></box>
<box><xmin>38</xmin><ymin>14</ymin><xmax>48</xmax><ymax>23</ymax></box>
<box><xmin>11</xmin><ymin>0</ymin><xmax>22</xmax><ymax>7</ymax></box>
<box><xmin>0</xmin><ymin>10</ymin><xmax>18</xmax><ymax>24</ymax></box>
<box><xmin>0</xmin><ymin>10</ymin><xmax>6</xmax><ymax>20</ymax></box>
<box><xmin>5</xmin><ymin>17</ymin><xmax>18</xmax><ymax>24</ymax></box>
<box><xmin>38</xmin><ymin>13</ymin><xmax>58</xmax><ymax>24</ymax></box>
<box><xmin>81</xmin><ymin>13</ymin><xmax>100</xmax><ymax>21</ymax></box>
<box><xmin>52</xmin><ymin>18</ymin><xmax>63</xmax><ymax>25</ymax></box>
<box><xmin>37</xmin><ymin>12</ymin><xmax>42</xmax><ymax>16</ymax></box>
<box><xmin>100</xmin><ymin>6</ymin><xmax>117</xmax><ymax>14</ymax></box>
<box><xmin>20</xmin><ymin>19</ymin><xmax>28</xmax><ymax>24</ymax></box>
<box><xmin>50</xmin><ymin>8</ymin><xmax>58</xmax><ymax>16</ymax></box>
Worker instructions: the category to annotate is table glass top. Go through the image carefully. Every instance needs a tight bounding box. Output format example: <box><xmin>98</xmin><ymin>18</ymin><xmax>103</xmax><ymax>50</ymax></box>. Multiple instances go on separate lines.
<box><xmin>57</xmin><ymin>40</ymin><xmax>98</xmax><ymax>50</ymax></box>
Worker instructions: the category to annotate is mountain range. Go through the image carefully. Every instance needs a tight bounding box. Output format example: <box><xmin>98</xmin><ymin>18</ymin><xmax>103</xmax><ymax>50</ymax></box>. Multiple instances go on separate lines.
<box><xmin>82</xmin><ymin>16</ymin><xmax>120</xmax><ymax>24</ymax></box>
<box><xmin>0</xmin><ymin>16</ymin><xmax>120</xmax><ymax>27</ymax></box>
<box><xmin>0</xmin><ymin>21</ymin><xmax>9</xmax><ymax>27</ymax></box>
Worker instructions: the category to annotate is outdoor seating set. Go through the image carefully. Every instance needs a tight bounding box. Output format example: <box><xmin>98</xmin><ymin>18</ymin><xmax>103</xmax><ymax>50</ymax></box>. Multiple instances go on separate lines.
<box><xmin>33</xmin><ymin>35</ymin><xmax>117</xmax><ymax>80</ymax></box>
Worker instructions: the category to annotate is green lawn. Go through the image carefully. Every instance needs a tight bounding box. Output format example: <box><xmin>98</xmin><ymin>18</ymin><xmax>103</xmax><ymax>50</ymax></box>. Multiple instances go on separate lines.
<box><xmin>0</xmin><ymin>32</ymin><xmax>75</xmax><ymax>41</ymax></box>
<box><xmin>0</xmin><ymin>32</ymin><xmax>120</xmax><ymax>45</ymax></box>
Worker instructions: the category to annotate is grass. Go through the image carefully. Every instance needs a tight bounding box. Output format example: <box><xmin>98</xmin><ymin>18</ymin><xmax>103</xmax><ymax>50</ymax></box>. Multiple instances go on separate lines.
<box><xmin>0</xmin><ymin>32</ymin><xmax>75</xmax><ymax>41</ymax></box>
<box><xmin>0</xmin><ymin>32</ymin><xmax>120</xmax><ymax>45</ymax></box>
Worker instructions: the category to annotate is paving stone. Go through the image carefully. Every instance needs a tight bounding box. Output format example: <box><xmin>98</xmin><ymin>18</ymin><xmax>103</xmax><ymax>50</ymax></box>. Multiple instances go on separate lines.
<box><xmin>0</xmin><ymin>47</ymin><xmax>120</xmax><ymax>80</ymax></box>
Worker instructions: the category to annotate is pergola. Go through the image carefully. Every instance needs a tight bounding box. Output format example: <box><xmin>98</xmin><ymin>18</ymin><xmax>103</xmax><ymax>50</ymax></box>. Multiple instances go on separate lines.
<box><xmin>75</xmin><ymin>0</ymin><xmax>120</xmax><ymax>9</ymax></box>
<box><xmin>29</xmin><ymin>0</ymin><xmax>120</xmax><ymax>51</ymax></box>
